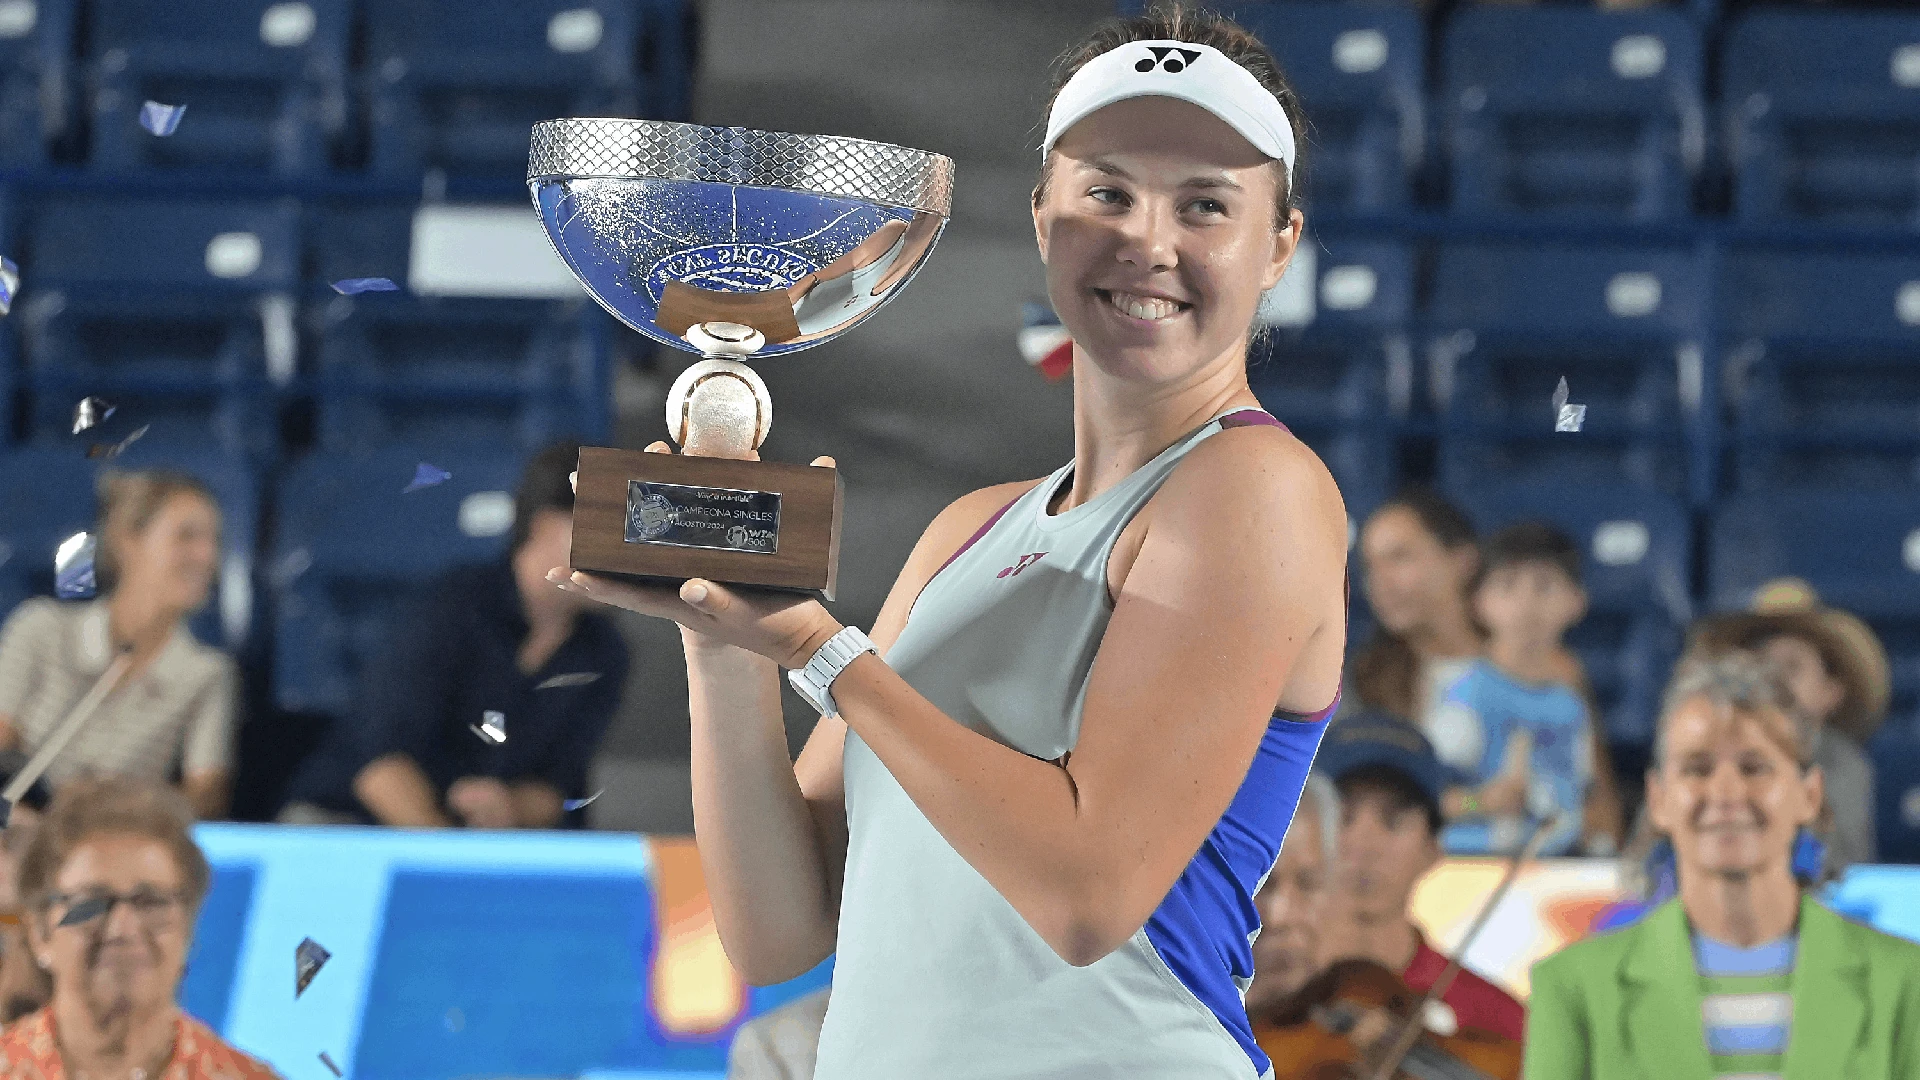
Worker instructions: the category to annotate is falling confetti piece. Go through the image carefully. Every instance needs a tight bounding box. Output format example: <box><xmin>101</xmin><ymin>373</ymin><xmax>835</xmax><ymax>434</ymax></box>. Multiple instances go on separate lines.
<box><xmin>87</xmin><ymin>423</ymin><xmax>150</xmax><ymax>461</ymax></box>
<box><xmin>330</xmin><ymin>277</ymin><xmax>399</xmax><ymax>296</ymax></box>
<box><xmin>71</xmin><ymin>396</ymin><xmax>116</xmax><ymax>436</ymax></box>
<box><xmin>402</xmin><ymin>462</ymin><xmax>451</xmax><ymax>493</ymax></box>
<box><xmin>54</xmin><ymin>532</ymin><xmax>97</xmax><ymax>600</ymax></box>
<box><xmin>0</xmin><ymin>255</ymin><xmax>18</xmax><ymax>317</ymax></box>
<box><xmin>1551</xmin><ymin>377</ymin><xmax>1585</xmax><ymax>433</ymax></box>
<box><xmin>319</xmin><ymin>1051</ymin><xmax>343</xmax><ymax>1077</ymax></box>
<box><xmin>56</xmin><ymin>896</ymin><xmax>111</xmax><ymax>928</ymax></box>
<box><xmin>563</xmin><ymin>790</ymin><xmax>604</xmax><ymax>811</ymax></box>
<box><xmin>536</xmin><ymin>671</ymin><xmax>602</xmax><ymax>690</ymax></box>
<box><xmin>296</xmin><ymin>936</ymin><xmax>331</xmax><ymax>997</ymax></box>
<box><xmin>139</xmin><ymin>100</ymin><xmax>186</xmax><ymax>136</ymax></box>
<box><xmin>469</xmin><ymin>710</ymin><xmax>507</xmax><ymax>744</ymax></box>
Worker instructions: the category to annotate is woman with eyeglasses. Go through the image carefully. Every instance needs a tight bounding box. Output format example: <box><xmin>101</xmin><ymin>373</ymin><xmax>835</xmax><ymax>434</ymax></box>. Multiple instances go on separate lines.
<box><xmin>0</xmin><ymin>775</ymin><xmax>276</xmax><ymax>1079</ymax></box>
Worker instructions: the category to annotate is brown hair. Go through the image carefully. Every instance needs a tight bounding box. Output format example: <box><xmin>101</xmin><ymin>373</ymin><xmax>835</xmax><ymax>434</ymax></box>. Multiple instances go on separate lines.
<box><xmin>510</xmin><ymin>440</ymin><xmax>582</xmax><ymax>553</ymax></box>
<box><xmin>17</xmin><ymin>776</ymin><xmax>212</xmax><ymax>915</ymax></box>
<box><xmin>1033</xmin><ymin>2</ymin><xmax>1309</xmax><ymax>224</ymax></box>
<box><xmin>1350</xmin><ymin>489</ymin><xmax>1481</xmax><ymax>719</ymax></box>
<box><xmin>94</xmin><ymin>469</ymin><xmax>219</xmax><ymax>593</ymax></box>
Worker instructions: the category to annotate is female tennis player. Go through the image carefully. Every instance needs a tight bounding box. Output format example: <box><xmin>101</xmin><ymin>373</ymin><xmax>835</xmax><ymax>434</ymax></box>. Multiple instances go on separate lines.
<box><xmin>550</xmin><ymin>6</ymin><xmax>1347</xmax><ymax>1077</ymax></box>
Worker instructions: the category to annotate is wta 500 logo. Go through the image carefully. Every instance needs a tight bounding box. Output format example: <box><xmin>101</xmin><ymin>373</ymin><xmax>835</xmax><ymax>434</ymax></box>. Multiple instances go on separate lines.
<box><xmin>646</xmin><ymin>244</ymin><xmax>819</xmax><ymax>299</ymax></box>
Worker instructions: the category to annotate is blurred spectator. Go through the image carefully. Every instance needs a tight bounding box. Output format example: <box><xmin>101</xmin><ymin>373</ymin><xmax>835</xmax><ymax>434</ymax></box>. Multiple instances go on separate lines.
<box><xmin>0</xmin><ymin>471</ymin><xmax>236</xmax><ymax>819</ymax></box>
<box><xmin>728</xmin><ymin>987</ymin><xmax>830</xmax><ymax>1080</ymax></box>
<box><xmin>281</xmin><ymin>441</ymin><xmax>629</xmax><ymax>828</ymax></box>
<box><xmin>1352</xmin><ymin>490</ymin><xmax>1483</xmax><ymax>732</ymax></box>
<box><xmin>1248</xmin><ymin>774</ymin><xmax>1340</xmax><ymax>1039</ymax></box>
<box><xmin>1525</xmin><ymin>652</ymin><xmax>1920</xmax><ymax>1079</ymax></box>
<box><xmin>1313</xmin><ymin>713</ymin><xmax>1527</xmax><ymax>1043</ymax></box>
<box><xmin>0</xmin><ymin>775</ymin><xmax>276</xmax><ymax>1078</ymax></box>
<box><xmin>0</xmin><ymin>752</ymin><xmax>53</xmax><ymax>1025</ymax></box>
<box><xmin>1689</xmin><ymin>578</ymin><xmax>1889</xmax><ymax>872</ymax></box>
<box><xmin>1433</xmin><ymin>522</ymin><xmax>1621</xmax><ymax>857</ymax></box>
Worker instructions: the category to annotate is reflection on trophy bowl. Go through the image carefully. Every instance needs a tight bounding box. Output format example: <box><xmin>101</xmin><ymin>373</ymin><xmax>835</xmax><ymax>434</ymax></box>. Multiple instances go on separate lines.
<box><xmin>529</xmin><ymin>118</ymin><xmax>955</xmax><ymax>598</ymax></box>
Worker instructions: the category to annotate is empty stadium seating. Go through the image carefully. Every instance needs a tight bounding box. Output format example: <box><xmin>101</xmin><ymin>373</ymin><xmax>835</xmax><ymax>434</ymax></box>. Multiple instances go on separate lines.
<box><xmin>0</xmin><ymin>0</ymin><xmax>75</xmax><ymax>168</ymax></box>
<box><xmin>85</xmin><ymin>0</ymin><xmax>350</xmax><ymax>175</ymax></box>
<box><xmin>1443</xmin><ymin>7</ymin><xmax>1704</xmax><ymax>220</ymax></box>
<box><xmin>1722</xmin><ymin>245</ymin><xmax>1920</xmax><ymax>489</ymax></box>
<box><xmin>1871</xmin><ymin>722</ymin><xmax>1920</xmax><ymax>865</ymax></box>
<box><xmin>1429</xmin><ymin>240</ymin><xmax>1708</xmax><ymax>501</ymax></box>
<box><xmin>268</xmin><ymin>444</ymin><xmax>528</xmax><ymax>717</ymax></box>
<box><xmin>1724</xmin><ymin>10</ymin><xmax>1920</xmax><ymax>225</ymax></box>
<box><xmin>1235</xmin><ymin>3</ymin><xmax>1425</xmax><ymax>211</ymax></box>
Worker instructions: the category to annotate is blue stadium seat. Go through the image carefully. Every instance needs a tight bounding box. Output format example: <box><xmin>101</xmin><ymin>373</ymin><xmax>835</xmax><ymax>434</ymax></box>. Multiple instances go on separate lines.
<box><xmin>0</xmin><ymin>0</ymin><xmax>75</xmax><ymax>168</ymax></box>
<box><xmin>1449</xmin><ymin>483</ymin><xmax>1690</xmax><ymax>747</ymax></box>
<box><xmin>635</xmin><ymin>0</ymin><xmax>696</xmax><ymax>124</ymax></box>
<box><xmin>85</xmin><ymin>0</ymin><xmax>349</xmax><ymax>174</ymax></box>
<box><xmin>1442</xmin><ymin>7</ymin><xmax>1704</xmax><ymax>220</ymax></box>
<box><xmin>1870</xmin><ymin>719</ymin><xmax>1920</xmax><ymax>865</ymax></box>
<box><xmin>0</xmin><ymin>444</ymin><xmax>255</xmax><ymax>649</ymax></box>
<box><xmin>1428</xmin><ymin>241</ymin><xmax>1708</xmax><ymax>501</ymax></box>
<box><xmin>17</xmin><ymin>195</ymin><xmax>300</xmax><ymax>459</ymax></box>
<box><xmin>308</xmin><ymin>201</ymin><xmax>610</xmax><ymax>449</ymax></box>
<box><xmin>1711</xmin><ymin>490</ymin><xmax>1920</xmax><ymax>721</ymax></box>
<box><xmin>1725</xmin><ymin>11</ymin><xmax>1920</xmax><ymax>225</ymax></box>
<box><xmin>365</xmin><ymin>0</ymin><xmax>642</xmax><ymax>177</ymax></box>
<box><xmin>268</xmin><ymin>445</ymin><xmax>529</xmax><ymax>715</ymax></box>
<box><xmin>1252</xmin><ymin>231</ymin><xmax>1412</xmax><ymax>511</ymax></box>
<box><xmin>1722</xmin><ymin>246</ymin><xmax>1920</xmax><ymax>489</ymax></box>
<box><xmin>1232</xmin><ymin>3</ymin><xmax>1424</xmax><ymax>211</ymax></box>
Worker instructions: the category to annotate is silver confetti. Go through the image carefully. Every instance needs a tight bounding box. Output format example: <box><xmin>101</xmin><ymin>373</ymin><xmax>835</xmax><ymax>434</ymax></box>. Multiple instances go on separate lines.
<box><xmin>139</xmin><ymin>101</ymin><xmax>186</xmax><ymax>136</ymax></box>
<box><xmin>402</xmin><ymin>462</ymin><xmax>451</xmax><ymax>493</ymax></box>
<box><xmin>318</xmin><ymin>1050</ymin><xmax>343</xmax><ymax>1077</ymax></box>
<box><xmin>469</xmin><ymin>710</ymin><xmax>507</xmax><ymax>744</ymax></box>
<box><xmin>54</xmin><ymin>532</ymin><xmax>97</xmax><ymax>600</ymax></box>
<box><xmin>71</xmin><ymin>396</ymin><xmax>116</xmax><ymax>435</ymax></box>
<box><xmin>56</xmin><ymin>895</ymin><xmax>110</xmax><ymax>928</ymax></box>
<box><xmin>295</xmin><ymin>936</ymin><xmax>331</xmax><ymax>997</ymax></box>
<box><xmin>87</xmin><ymin>423</ymin><xmax>149</xmax><ymax>461</ymax></box>
<box><xmin>536</xmin><ymin>671</ymin><xmax>602</xmax><ymax>690</ymax></box>
<box><xmin>1552</xmin><ymin>377</ymin><xmax>1585</xmax><ymax>433</ymax></box>
<box><xmin>330</xmin><ymin>277</ymin><xmax>399</xmax><ymax>295</ymax></box>
<box><xmin>563</xmin><ymin>790</ymin><xmax>604</xmax><ymax>811</ymax></box>
<box><xmin>0</xmin><ymin>255</ymin><xmax>17</xmax><ymax>317</ymax></box>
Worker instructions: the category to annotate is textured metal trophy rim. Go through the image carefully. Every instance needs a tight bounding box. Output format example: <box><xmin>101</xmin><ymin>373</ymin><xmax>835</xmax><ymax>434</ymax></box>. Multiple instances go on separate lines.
<box><xmin>528</xmin><ymin>118</ymin><xmax>954</xmax><ymax>218</ymax></box>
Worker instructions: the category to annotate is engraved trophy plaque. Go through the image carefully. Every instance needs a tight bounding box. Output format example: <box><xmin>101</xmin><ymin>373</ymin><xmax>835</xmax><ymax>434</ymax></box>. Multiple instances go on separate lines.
<box><xmin>529</xmin><ymin>119</ymin><xmax>954</xmax><ymax>599</ymax></box>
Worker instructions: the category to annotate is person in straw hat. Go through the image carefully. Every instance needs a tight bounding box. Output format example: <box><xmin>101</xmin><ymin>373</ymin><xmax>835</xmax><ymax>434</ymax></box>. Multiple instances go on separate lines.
<box><xmin>1688</xmin><ymin>577</ymin><xmax>1892</xmax><ymax>870</ymax></box>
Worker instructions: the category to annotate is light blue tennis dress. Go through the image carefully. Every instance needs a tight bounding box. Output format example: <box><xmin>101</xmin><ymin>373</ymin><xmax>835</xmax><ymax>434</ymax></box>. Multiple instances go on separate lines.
<box><xmin>812</xmin><ymin>408</ymin><xmax>1336</xmax><ymax>1079</ymax></box>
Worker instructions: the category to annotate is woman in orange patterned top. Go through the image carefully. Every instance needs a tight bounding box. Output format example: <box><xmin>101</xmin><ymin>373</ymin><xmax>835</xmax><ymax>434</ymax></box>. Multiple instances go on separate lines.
<box><xmin>0</xmin><ymin>775</ymin><xmax>278</xmax><ymax>1079</ymax></box>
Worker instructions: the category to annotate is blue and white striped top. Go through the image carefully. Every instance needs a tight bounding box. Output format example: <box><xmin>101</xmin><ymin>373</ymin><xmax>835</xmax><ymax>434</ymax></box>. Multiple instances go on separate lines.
<box><xmin>1693</xmin><ymin>932</ymin><xmax>1797</xmax><ymax>1080</ymax></box>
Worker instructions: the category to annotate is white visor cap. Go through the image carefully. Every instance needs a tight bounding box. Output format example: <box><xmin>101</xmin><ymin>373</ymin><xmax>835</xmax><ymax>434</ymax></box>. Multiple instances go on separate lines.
<box><xmin>1042</xmin><ymin>39</ymin><xmax>1296</xmax><ymax>186</ymax></box>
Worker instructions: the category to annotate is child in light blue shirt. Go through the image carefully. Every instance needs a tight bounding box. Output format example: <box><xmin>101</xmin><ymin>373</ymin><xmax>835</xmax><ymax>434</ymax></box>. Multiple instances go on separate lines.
<box><xmin>1429</xmin><ymin>522</ymin><xmax>1594</xmax><ymax>856</ymax></box>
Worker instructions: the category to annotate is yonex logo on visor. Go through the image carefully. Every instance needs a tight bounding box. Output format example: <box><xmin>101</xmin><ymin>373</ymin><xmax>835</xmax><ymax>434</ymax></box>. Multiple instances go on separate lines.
<box><xmin>1137</xmin><ymin>46</ymin><xmax>1201</xmax><ymax>73</ymax></box>
<box><xmin>1043</xmin><ymin>39</ymin><xmax>1296</xmax><ymax>185</ymax></box>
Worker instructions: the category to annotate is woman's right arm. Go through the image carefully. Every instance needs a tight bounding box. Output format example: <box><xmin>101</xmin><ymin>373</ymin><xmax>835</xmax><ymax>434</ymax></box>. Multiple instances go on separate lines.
<box><xmin>686</xmin><ymin>480</ymin><xmax>1034</xmax><ymax>986</ymax></box>
<box><xmin>0</xmin><ymin>601</ymin><xmax>59</xmax><ymax>754</ymax></box>
<box><xmin>1522</xmin><ymin>956</ymin><xmax>1592</xmax><ymax>1080</ymax></box>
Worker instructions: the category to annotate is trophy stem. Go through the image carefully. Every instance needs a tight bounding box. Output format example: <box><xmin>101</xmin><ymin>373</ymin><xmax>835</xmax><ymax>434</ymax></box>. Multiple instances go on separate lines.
<box><xmin>667</xmin><ymin>322</ymin><xmax>774</xmax><ymax>458</ymax></box>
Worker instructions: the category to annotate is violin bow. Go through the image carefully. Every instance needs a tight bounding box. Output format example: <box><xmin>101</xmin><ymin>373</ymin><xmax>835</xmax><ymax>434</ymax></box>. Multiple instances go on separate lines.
<box><xmin>1367</xmin><ymin>812</ymin><xmax>1561</xmax><ymax>1080</ymax></box>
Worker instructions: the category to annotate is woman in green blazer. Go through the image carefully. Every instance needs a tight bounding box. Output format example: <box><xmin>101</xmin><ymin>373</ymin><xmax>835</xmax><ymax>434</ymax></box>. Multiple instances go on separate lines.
<box><xmin>1525</xmin><ymin>652</ymin><xmax>1920</xmax><ymax>1080</ymax></box>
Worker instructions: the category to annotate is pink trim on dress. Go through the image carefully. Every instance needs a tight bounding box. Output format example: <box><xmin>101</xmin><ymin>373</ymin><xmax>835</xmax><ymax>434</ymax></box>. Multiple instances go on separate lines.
<box><xmin>934</xmin><ymin>494</ymin><xmax>1023</xmax><ymax>576</ymax></box>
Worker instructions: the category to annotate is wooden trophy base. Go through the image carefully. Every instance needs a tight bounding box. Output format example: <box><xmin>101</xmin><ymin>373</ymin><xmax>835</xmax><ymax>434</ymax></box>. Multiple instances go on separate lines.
<box><xmin>570</xmin><ymin>446</ymin><xmax>844</xmax><ymax>600</ymax></box>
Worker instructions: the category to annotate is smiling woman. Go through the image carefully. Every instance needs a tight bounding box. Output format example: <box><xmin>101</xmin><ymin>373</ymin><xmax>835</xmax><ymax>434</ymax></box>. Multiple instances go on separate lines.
<box><xmin>1524</xmin><ymin>652</ymin><xmax>1920</xmax><ymax>1080</ymax></box>
<box><xmin>548</xmin><ymin>4</ymin><xmax>1349</xmax><ymax>1079</ymax></box>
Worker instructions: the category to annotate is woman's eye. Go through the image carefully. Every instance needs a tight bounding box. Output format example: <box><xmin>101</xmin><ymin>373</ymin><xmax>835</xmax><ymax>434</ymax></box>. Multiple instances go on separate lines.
<box><xmin>1187</xmin><ymin>198</ymin><xmax>1227</xmax><ymax>215</ymax></box>
<box><xmin>1087</xmin><ymin>187</ymin><xmax>1125</xmax><ymax>205</ymax></box>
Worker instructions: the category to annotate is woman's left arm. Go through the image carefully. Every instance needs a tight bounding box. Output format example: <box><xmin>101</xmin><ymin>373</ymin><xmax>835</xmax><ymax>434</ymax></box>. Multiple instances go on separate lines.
<box><xmin>811</xmin><ymin>435</ymin><xmax>1345</xmax><ymax>964</ymax></box>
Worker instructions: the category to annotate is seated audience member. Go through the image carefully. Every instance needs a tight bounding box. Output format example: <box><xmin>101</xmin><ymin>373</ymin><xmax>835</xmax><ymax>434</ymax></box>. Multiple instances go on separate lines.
<box><xmin>0</xmin><ymin>470</ymin><xmax>236</xmax><ymax>819</ymax></box>
<box><xmin>1526</xmin><ymin>652</ymin><xmax>1920</xmax><ymax>1080</ymax></box>
<box><xmin>1431</xmin><ymin>521</ymin><xmax>1621</xmax><ymax>858</ymax></box>
<box><xmin>728</xmin><ymin>987</ymin><xmax>830</xmax><ymax>1080</ymax></box>
<box><xmin>1351</xmin><ymin>491</ymin><xmax>1484</xmax><ymax>731</ymax></box>
<box><xmin>1313</xmin><ymin>713</ymin><xmax>1527</xmax><ymax>1043</ymax></box>
<box><xmin>1690</xmin><ymin>578</ymin><xmax>1889</xmax><ymax>872</ymax></box>
<box><xmin>282</xmin><ymin>441</ymin><xmax>630</xmax><ymax>828</ymax></box>
<box><xmin>1247</xmin><ymin>773</ymin><xmax>1340</xmax><ymax>1049</ymax></box>
<box><xmin>0</xmin><ymin>775</ymin><xmax>277</xmax><ymax>1078</ymax></box>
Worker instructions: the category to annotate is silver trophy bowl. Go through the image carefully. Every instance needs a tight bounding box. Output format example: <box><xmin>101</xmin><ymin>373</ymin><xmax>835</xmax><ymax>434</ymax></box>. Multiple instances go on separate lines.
<box><xmin>529</xmin><ymin>118</ymin><xmax>953</xmax><ymax>454</ymax></box>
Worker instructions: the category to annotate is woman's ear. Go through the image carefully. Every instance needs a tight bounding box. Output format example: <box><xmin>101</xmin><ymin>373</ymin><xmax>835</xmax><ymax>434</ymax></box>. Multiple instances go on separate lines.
<box><xmin>1644</xmin><ymin>768</ymin><xmax>1672</xmax><ymax>834</ymax></box>
<box><xmin>1799</xmin><ymin>764</ymin><xmax>1825</xmax><ymax>829</ymax></box>
<box><xmin>1262</xmin><ymin>207</ymin><xmax>1305</xmax><ymax>292</ymax></box>
<box><xmin>1031</xmin><ymin>191</ymin><xmax>1050</xmax><ymax>265</ymax></box>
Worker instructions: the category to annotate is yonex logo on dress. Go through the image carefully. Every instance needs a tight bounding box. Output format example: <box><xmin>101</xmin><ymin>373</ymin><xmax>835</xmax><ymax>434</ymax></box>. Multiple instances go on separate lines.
<box><xmin>997</xmin><ymin>552</ymin><xmax>1049</xmax><ymax>579</ymax></box>
<box><xmin>1136</xmin><ymin>46</ymin><xmax>1201</xmax><ymax>74</ymax></box>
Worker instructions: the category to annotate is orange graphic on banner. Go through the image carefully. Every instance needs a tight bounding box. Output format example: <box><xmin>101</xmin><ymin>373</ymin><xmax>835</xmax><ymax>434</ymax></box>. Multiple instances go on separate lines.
<box><xmin>647</xmin><ymin>837</ymin><xmax>747</xmax><ymax>1035</ymax></box>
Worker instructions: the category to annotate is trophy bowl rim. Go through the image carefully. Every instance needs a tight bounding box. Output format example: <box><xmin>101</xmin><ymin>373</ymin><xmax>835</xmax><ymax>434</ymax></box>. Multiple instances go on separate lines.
<box><xmin>527</xmin><ymin>117</ymin><xmax>955</xmax><ymax>218</ymax></box>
